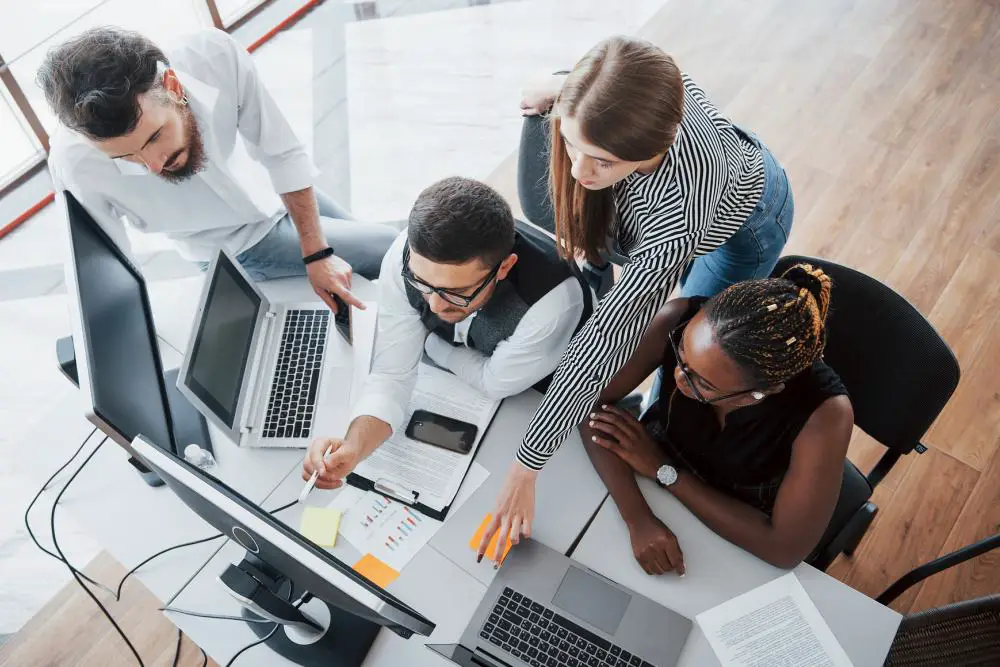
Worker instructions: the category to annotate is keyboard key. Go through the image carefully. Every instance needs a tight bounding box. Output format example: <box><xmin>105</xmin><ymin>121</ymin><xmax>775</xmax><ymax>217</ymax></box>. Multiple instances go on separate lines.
<box><xmin>518</xmin><ymin>605</ymin><xmax>531</xmax><ymax>618</ymax></box>
<box><xmin>570</xmin><ymin>646</ymin><xmax>580</xmax><ymax>657</ymax></box>
<box><xmin>597</xmin><ymin>649</ymin><xmax>607</xmax><ymax>660</ymax></box>
<box><xmin>569</xmin><ymin>659</ymin><xmax>580</xmax><ymax>667</ymax></box>
<box><xmin>480</xmin><ymin>631</ymin><xmax>489</xmax><ymax>640</ymax></box>
<box><xmin>560</xmin><ymin>640</ymin><xmax>570</xmax><ymax>651</ymax></box>
<box><xmin>528</xmin><ymin>647</ymin><xmax>538</xmax><ymax>658</ymax></box>
<box><xmin>530</xmin><ymin>612</ymin><xmax>540</xmax><ymax>624</ymax></box>
<box><xmin>530</xmin><ymin>661</ymin><xmax>541</xmax><ymax>667</ymax></box>
<box><xmin>484</xmin><ymin>623</ymin><xmax>495</xmax><ymax>634</ymax></box>
<box><xmin>629</xmin><ymin>657</ymin><xmax>641</xmax><ymax>666</ymax></box>
<box><xmin>489</xmin><ymin>636</ymin><xmax>502</xmax><ymax>647</ymax></box>
<box><xmin>530</xmin><ymin>602</ymin><xmax>544</xmax><ymax>614</ymax></box>
<box><xmin>640</xmin><ymin>662</ymin><xmax>654</xmax><ymax>667</ymax></box>
<box><xmin>557</xmin><ymin>628</ymin><xmax>568</xmax><ymax>639</ymax></box>
<box><xmin>512</xmin><ymin>649</ymin><xmax>521</xmax><ymax>659</ymax></box>
<box><xmin>494</xmin><ymin>630</ymin><xmax>510</xmax><ymax>643</ymax></box>
<box><xmin>542</xmin><ymin>609</ymin><xmax>553</xmax><ymax>619</ymax></box>
<box><xmin>547</xmin><ymin>659</ymin><xmax>558</xmax><ymax>667</ymax></box>
<box><xmin>499</xmin><ymin>620</ymin><xmax>512</xmax><ymax>632</ymax></box>
<box><xmin>610</xmin><ymin>646</ymin><xmax>621</xmax><ymax>657</ymax></box>
<box><xmin>540</xmin><ymin>619</ymin><xmax>550</xmax><ymax>630</ymax></box>
<box><xmin>588</xmin><ymin>657</ymin><xmax>600</xmax><ymax>667</ymax></box>
<box><xmin>560</xmin><ymin>652</ymin><xmax>569</xmax><ymax>663</ymax></box>
<box><xmin>519</xmin><ymin>641</ymin><xmax>529</xmax><ymax>652</ymax></box>
<box><xmin>512</xmin><ymin>592</ymin><xmax>523</xmax><ymax>603</ymax></box>
<box><xmin>488</xmin><ymin>613</ymin><xmax>499</xmax><ymax>624</ymax></box>
<box><xmin>502</xmin><ymin>610</ymin><xmax>520</xmax><ymax>625</ymax></box>
<box><xmin>616</xmin><ymin>660</ymin><xmax>628</xmax><ymax>667</ymax></box>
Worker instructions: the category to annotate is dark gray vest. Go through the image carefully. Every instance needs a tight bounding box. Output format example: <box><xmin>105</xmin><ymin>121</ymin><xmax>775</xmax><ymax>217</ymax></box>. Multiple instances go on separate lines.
<box><xmin>403</xmin><ymin>221</ymin><xmax>592</xmax><ymax>391</ymax></box>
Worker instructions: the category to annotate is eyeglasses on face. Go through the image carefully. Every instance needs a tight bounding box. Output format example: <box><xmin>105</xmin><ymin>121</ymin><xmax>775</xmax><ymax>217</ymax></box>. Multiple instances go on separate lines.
<box><xmin>668</xmin><ymin>323</ymin><xmax>767</xmax><ymax>404</ymax></box>
<box><xmin>402</xmin><ymin>261</ymin><xmax>502</xmax><ymax>308</ymax></box>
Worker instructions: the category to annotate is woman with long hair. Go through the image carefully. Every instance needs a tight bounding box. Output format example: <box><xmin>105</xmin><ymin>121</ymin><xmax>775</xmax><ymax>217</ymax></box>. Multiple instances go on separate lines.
<box><xmin>479</xmin><ymin>36</ymin><xmax>795</xmax><ymax>563</ymax></box>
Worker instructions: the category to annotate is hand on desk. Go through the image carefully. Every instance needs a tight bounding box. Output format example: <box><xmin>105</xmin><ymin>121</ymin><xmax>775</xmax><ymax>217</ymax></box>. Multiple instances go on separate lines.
<box><xmin>627</xmin><ymin>513</ymin><xmax>685</xmax><ymax>576</ymax></box>
<box><xmin>302</xmin><ymin>437</ymin><xmax>363</xmax><ymax>490</ymax></box>
<box><xmin>477</xmin><ymin>461</ymin><xmax>538</xmax><ymax>567</ymax></box>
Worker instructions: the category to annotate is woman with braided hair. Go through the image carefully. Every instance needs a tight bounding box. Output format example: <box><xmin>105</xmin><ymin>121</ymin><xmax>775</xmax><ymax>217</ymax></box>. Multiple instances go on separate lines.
<box><xmin>581</xmin><ymin>263</ymin><xmax>853</xmax><ymax>574</ymax></box>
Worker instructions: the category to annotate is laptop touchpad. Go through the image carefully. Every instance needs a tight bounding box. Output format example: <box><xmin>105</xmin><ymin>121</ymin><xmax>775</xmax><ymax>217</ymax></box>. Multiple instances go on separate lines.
<box><xmin>552</xmin><ymin>566</ymin><xmax>631</xmax><ymax>635</ymax></box>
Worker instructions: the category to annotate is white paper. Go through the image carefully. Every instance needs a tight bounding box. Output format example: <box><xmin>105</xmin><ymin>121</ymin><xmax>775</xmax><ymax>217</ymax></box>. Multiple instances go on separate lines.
<box><xmin>696</xmin><ymin>573</ymin><xmax>852</xmax><ymax>667</ymax></box>
<box><xmin>349</xmin><ymin>301</ymin><xmax>378</xmax><ymax>407</ymax></box>
<box><xmin>352</xmin><ymin>363</ymin><xmax>500</xmax><ymax>511</ymax></box>
<box><xmin>329</xmin><ymin>463</ymin><xmax>489</xmax><ymax>571</ymax></box>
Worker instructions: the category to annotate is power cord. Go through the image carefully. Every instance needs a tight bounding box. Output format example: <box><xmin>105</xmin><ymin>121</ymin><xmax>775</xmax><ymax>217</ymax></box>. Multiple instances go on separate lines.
<box><xmin>30</xmin><ymin>431</ymin><xmax>302</xmax><ymax>667</ymax></box>
<box><xmin>223</xmin><ymin>586</ymin><xmax>303</xmax><ymax>667</ymax></box>
<box><xmin>22</xmin><ymin>426</ymin><xmax>117</xmax><ymax>596</ymax></box>
<box><xmin>49</xmin><ymin>437</ymin><xmax>147</xmax><ymax>665</ymax></box>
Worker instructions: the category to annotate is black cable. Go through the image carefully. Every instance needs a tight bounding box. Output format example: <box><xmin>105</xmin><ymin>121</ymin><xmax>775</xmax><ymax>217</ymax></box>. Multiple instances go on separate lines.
<box><xmin>113</xmin><ymin>498</ymin><xmax>298</xmax><ymax>599</ymax></box>
<box><xmin>23</xmin><ymin>427</ymin><xmax>117</xmax><ymax>596</ymax></box>
<box><xmin>50</xmin><ymin>437</ymin><xmax>146</xmax><ymax>667</ymax></box>
<box><xmin>172</xmin><ymin>628</ymin><xmax>183</xmax><ymax>667</ymax></box>
<box><xmin>224</xmin><ymin>625</ymin><xmax>279</xmax><ymax>667</ymax></box>
<box><xmin>114</xmin><ymin>533</ymin><xmax>225</xmax><ymax>600</ymax></box>
<box><xmin>201</xmin><ymin>647</ymin><xmax>208</xmax><ymax>667</ymax></box>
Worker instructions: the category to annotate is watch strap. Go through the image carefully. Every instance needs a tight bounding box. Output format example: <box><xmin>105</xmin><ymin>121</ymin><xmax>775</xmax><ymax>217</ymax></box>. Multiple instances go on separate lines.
<box><xmin>303</xmin><ymin>246</ymin><xmax>335</xmax><ymax>265</ymax></box>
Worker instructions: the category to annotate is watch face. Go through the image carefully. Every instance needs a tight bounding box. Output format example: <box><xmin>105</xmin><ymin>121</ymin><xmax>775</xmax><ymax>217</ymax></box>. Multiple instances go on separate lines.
<box><xmin>657</xmin><ymin>465</ymin><xmax>678</xmax><ymax>487</ymax></box>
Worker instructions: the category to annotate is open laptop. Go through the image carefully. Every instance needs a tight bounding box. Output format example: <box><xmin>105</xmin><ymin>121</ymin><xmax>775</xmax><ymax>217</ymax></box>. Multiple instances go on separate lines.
<box><xmin>177</xmin><ymin>249</ymin><xmax>353</xmax><ymax>448</ymax></box>
<box><xmin>430</xmin><ymin>540</ymin><xmax>692</xmax><ymax>667</ymax></box>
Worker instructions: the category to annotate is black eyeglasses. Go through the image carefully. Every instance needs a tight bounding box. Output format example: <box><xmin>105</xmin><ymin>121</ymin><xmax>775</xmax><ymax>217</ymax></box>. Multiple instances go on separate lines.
<box><xmin>668</xmin><ymin>323</ymin><xmax>765</xmax><ymax>404</ymax></box>
<box><xmin>402</xmin><ymin>262</ymin><xmax>502</xmax><ymax>308</ymax></box>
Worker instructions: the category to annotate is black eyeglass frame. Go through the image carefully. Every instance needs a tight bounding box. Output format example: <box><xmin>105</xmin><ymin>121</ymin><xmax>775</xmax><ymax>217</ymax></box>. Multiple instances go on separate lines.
<box><xmin>668</xmin><ymin>323</ymin><xmax>769</xmax><ymax>404</ymax></box>
<box><xmin>402</xmin><ymin>261</ymin><xmax>503</xmax><ymax>308</ymax></box>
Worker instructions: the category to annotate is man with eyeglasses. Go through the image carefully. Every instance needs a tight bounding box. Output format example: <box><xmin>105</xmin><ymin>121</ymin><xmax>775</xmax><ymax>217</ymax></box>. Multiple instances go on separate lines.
<box><xmin>301</xmin><ymin>176</ymin><xmax>592</xmax><ymax>490</ymax></box>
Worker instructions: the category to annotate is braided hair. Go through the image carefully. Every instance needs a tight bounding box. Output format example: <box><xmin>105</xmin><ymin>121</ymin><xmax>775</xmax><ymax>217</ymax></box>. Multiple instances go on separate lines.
<box><xmin>704</xmin><ymin>263</ymin><xmax>832</xmax><ymax>385</ymax></box>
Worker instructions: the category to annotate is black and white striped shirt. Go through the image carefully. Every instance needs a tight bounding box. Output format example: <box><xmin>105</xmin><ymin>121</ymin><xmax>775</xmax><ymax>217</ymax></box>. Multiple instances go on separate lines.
<box><xmin>517</xmin><ymin>73</ymin><xmax>766</xmax><ymax>470</ymax></box>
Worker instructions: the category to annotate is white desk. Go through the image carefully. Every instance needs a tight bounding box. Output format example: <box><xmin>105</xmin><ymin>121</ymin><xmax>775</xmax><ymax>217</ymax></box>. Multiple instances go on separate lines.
<box><xmin>572</xmin><ymin>478</ymin><xmax>902</xmax><ymax>666</ymax></box>
<box><xmin>165</xmin><ymin>389</ymin><xmax>610</xmax><ymax>665</ymax></box>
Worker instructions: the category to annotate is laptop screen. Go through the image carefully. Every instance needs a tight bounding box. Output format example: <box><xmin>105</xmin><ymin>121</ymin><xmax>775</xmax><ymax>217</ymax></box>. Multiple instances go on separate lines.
<box><xmin>185</xmin><ymin>254</ymin><xmax>262</xmax><ymax>429</ymax></box>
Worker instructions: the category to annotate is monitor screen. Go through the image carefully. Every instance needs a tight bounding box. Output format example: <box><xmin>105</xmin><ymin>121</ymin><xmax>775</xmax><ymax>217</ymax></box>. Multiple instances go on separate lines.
<box><xmin>64</xmin><ymin>192</ymin><xmax>175</xmax><ymax>453</ymax></box>
<box><xmin>184</xmin><ymin>254</ymin><xmax>261</xmax><ymax>428</ymax></box>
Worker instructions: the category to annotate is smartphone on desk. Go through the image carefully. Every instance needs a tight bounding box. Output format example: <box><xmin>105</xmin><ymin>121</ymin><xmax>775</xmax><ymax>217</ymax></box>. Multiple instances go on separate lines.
<box><xmin>330</xmin><ymin>293</ymin><xmax>351</xmax><ymax>344</ymax></box>
<box><xmin>405</xmin><ymin>410</ymin><xmax>477</xmax><ymax>454</ymax></box>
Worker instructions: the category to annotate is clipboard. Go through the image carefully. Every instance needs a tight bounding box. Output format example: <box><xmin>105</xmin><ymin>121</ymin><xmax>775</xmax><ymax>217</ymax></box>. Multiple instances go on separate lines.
<box><xmin>343</xmin><ymin>403</ymin><xmax>501</xmax><ymax>522</ymax></box>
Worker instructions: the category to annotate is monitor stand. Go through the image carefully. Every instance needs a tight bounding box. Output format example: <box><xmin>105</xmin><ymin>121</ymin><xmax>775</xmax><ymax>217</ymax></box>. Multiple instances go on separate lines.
<box><xmin>56</xmin><ymin>336</ymin><xmax>211</xmax><ymax>488</ymax></box>
<box><xmin>221</xmin><ymin>555</ymin><xmax>379</xmax><ymax>667</ymax></box>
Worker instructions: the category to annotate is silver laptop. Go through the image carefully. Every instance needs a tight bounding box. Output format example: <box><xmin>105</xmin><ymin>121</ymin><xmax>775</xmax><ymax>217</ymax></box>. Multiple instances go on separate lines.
<box><xmin>430</xmin><ymin>539</ymin><xmax>692</xmax><ymax>667</ymax></box>
<box><xmin>177</xmin><ymin>249</ymin><xmax>353</xmax><ymax>448</ymax></box>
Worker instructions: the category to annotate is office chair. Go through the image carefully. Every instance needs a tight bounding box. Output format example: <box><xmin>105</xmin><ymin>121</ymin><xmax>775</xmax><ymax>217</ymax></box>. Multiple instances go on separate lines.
<box><xmin>770</xmin><ymin>256</ymin><xmax>962</xmax><ymax>571</ymax></box>
<box><xmin>881</xmin><ymin>533</ymin><xmax>1000</xmax><ymax>666</ymax></box>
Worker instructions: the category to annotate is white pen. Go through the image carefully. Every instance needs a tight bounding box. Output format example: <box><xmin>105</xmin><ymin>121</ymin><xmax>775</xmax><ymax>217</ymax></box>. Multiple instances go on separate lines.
<box><xmin>298</xmin><ymin>444</ymin><xmax>333</xmax><ymax>503</ymax></box>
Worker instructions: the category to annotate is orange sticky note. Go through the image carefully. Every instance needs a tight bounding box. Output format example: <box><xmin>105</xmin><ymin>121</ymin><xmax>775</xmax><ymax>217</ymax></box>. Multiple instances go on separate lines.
<box><xmin>353</xmin><ymin>553</ymin><xmax>399</xmax><ymax>588</ymax></box>
<box><xmin>468</xmin><ymin>513</ymin><xmax>513</xmax><ymax>562</ymax></box>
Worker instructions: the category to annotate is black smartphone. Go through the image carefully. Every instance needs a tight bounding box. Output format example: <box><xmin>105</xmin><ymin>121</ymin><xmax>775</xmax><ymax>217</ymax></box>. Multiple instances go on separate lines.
<box><xmin>405</xmin><ymin>410</ymin><xmax>477</xmax><ymax>454</ymax></box>
<box><xmin>330</xmin><ymin>293</ymin><xmax>351</xmax><ymax>344</ymax></box>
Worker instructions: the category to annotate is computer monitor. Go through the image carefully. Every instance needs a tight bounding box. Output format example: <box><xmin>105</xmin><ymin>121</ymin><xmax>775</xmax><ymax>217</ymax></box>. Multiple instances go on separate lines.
<box><xmin>130</xmin><ymin>434</ymin><xmax>434</xmax><ymax>665</ymax></box>
<box><xmin>61</xmin><ymin>191</ymin><xmax>209</xmax><ymax>482</ymax></box>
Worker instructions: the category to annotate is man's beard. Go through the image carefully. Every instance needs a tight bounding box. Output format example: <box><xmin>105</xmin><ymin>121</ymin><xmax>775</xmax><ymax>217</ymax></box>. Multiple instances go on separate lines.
<box><xmin>159</xmin><ymin>106</ymin><xmax>206</xmax><ymax>184</ymax></box>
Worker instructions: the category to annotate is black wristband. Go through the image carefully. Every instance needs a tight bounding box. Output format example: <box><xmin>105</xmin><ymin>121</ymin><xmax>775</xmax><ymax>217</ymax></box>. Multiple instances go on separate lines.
<box><xmin>302</xmin><ymin>246</ymin><xmax>335</xmax><ymax>265</ymax></box>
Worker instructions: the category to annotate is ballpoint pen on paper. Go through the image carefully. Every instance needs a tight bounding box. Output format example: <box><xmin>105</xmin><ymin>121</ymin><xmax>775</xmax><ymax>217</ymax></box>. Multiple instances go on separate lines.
<box><xmin>299</xmin><ymin>444</ymin><xmax>334</xmax><ymax>503</ymax></box>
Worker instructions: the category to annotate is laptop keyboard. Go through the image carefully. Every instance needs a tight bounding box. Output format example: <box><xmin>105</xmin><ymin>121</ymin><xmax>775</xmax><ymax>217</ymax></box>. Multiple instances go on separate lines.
<box><xmin>480</xmin><ymin>587</ymin><xmax>655</xmax><ymax>667</ymax></box>
<box><xmin>262</xmin><ymin>309</ymin><xmax>329</xmax><ymax>439</ymax></box>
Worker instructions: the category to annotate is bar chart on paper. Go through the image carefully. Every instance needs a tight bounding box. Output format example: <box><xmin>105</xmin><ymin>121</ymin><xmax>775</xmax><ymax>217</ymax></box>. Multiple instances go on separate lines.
<box><xmin>332</xmin><ymin>487</ymin><xmax>441</xmax><ymax>571</ymax></box>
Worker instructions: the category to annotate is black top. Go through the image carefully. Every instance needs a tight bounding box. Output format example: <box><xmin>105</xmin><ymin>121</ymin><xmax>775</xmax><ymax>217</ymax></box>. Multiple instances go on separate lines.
<box><xmin>643</xmin><ymin>298</ymin><xmax>848</xmax><ymax>514</ymax></box>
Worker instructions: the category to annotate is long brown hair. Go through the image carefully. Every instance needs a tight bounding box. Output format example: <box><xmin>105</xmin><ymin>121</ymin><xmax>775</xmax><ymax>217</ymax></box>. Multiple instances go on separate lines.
<box><xmin>549</xmin><ymin>36</ymin><xmax>684</xmax><ymax>263</ymax></box>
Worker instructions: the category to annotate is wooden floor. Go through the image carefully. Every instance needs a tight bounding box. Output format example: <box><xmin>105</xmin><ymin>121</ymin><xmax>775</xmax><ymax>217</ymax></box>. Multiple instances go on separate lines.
<box><xmin>5</xmin><ymin>0</ymin><xmax>999</xmax><ymax>664</ymax></box>
<box><xmin>491</xmin><ymin>0</ymin><xmax>1000</xmax><ymax>616</ymax></box>
<box><xmin>0</xmin><ymin>552</ymin><xmax>220</xmax><ymax>667</ymax></box>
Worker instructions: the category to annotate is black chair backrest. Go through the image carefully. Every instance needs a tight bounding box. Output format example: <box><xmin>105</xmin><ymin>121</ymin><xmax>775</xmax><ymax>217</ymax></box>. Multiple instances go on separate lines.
<box><xmin>773</xmin><ymin>256</ymin><xmax>960</xmax><ymax>453</ymax></box>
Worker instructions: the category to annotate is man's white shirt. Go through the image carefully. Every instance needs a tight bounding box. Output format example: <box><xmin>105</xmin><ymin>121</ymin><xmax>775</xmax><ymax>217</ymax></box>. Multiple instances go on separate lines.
<box><xmin>47</xmin><ymin>28</ymin><xmax>318</xmax><ymax>261</ymax></box>
<box><xmin>351</xmin><ymin>232</ymin><xmax>586</xmax><ymax>433</ymax></box>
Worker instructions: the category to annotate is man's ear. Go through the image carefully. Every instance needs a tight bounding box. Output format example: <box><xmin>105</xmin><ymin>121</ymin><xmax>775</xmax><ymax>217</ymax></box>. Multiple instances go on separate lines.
<box><xmin>161</xmin><ymin>68</ymin><xmax>184</xmax><ymax>102</ymax></box>
<box><xmin>496</xmin><ymin>253</ymin><xmax>518</xmax><ymax>281</ymax></box>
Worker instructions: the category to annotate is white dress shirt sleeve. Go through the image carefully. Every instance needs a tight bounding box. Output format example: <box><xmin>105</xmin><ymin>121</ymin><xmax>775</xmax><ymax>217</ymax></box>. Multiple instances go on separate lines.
<box><xmin>423</xmin><ymin>277</ymin><xmax>586</xmax><ymax>400</ymax></box>
<box><xmin>48</xmin><ymin>146</ymin><xmax>135</xmax><ymax>255</ymax></box>
<box><xmin>349</xmin><ymin>233</ymin><xmax>426</xmax><ymax>433</ymax></box>
<box><xmin>220</xmin><ymin>31</ymin><xmax>318</xmax><ymax>195</ymax></box>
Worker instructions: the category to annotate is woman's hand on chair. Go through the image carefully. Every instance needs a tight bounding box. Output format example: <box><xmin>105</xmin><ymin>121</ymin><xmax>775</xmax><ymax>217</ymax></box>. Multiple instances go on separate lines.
<box><xmin>519</xmin><ymin>74</ymin><xmax>565</xmax><ymax>116</ymax></box>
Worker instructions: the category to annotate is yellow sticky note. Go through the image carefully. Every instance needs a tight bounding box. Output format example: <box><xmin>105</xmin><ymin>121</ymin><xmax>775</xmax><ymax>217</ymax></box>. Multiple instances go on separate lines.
<box><xmin>354</xmin><ymin>553</ymin><xmax>400</xmax><ymax>588</ymax></box>
<box><xmin>300</xmin><ymin>507</ymin><xmax>342</xmax><ymax>548</ymax></box>
<box><xmin>468</xmin><ymin>513</ymin><xmax>513</xmax><ymax>563</ymax></box>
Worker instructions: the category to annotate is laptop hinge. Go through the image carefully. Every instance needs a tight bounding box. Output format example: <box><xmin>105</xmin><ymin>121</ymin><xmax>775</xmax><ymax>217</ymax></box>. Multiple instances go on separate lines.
<box><xmin>243</xmin><ymin>310</ymin><xmax>279</xmax><ymax>434</ymax></box>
